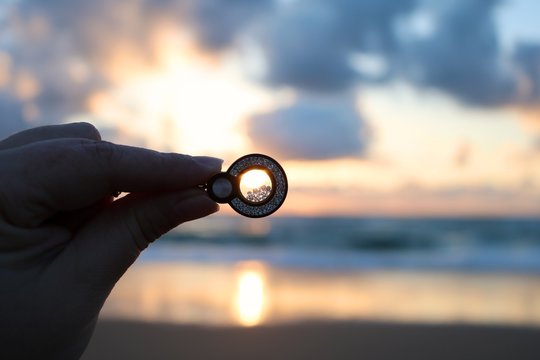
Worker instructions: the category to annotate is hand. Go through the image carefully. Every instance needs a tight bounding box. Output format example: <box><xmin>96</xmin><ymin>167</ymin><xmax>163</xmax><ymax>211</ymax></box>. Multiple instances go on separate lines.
<box><xmin>0</xmin><ymin>123</ymin><xmax>222</xmax><ymax>359</ymax></box>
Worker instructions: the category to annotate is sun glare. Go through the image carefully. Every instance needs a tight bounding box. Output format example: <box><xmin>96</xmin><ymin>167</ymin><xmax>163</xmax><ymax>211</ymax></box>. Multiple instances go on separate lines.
<box><xmin>88</xmin><ymin>28</ymin><xmax>272</xmax><ymax>157</ymax></box>
<box><xmin>241</xmin><ymin>169</ymin><xmax>271</xmax><ymax>189</ymax></box>
<box><xmin>239</xmin><ymin>169</ymin><xmax>273</xmax><ymax>203</ymax></box>
<box><xmin>235</xmin><ymin>268</ymin><xmax>265</xmax><ymax>327</ymax></box>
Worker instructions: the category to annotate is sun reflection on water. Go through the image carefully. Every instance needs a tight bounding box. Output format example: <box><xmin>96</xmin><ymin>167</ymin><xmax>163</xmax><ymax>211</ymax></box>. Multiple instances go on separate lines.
<box><xmin>234</xmin><ymin>264</ymin><xmax>266</xmax><ymax>327</ymax></box>
<box><xmin>102</xmin><ymin>262</ymin><xmax>540</xmax><ymax>328</ymax></box>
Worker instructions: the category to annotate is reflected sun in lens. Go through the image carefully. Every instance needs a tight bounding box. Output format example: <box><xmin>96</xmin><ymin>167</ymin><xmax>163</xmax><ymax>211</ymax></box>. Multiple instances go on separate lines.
<box><xmin>240</xmin><ymin>170</ymin><xmax>272</xmax><ymax>203</ymax></box>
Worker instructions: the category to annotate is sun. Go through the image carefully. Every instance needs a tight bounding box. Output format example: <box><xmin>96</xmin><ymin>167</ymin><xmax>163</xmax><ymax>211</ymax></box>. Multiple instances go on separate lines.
<box><xmin>240</xmin><ymin>169</ymin><xmax>271</xmax><ymax>190</ymax></box>
<box><xmin>87</xmin><ymin>28</ymin><xmax>273</xmax><ymax>158</ymax></box>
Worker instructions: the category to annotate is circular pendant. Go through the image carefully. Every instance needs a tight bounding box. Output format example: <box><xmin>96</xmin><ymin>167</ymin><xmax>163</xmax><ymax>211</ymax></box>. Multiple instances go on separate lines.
<box><xmin>206</xmin><ymin>154</ymin><xmax>288</xmax><ymax>218</ymax></box>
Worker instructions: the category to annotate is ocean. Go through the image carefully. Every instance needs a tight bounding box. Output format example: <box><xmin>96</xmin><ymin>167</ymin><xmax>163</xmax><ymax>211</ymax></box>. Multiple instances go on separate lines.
<box><xmin>103</xmin><ymin>216</ymin><xmax>540</xmax><ymax>327</ymax></box>
<box><xmin>142</xmin><ymin>216</ymin><xmax>540</xmax><ymax>273</ymax></box>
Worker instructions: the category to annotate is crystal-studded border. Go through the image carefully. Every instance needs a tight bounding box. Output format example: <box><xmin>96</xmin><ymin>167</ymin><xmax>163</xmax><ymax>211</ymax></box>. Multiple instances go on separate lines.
<box><xmin>228</xmin><ymin>154</ymin><xmax>287</xmax><ymax>218</ymax></box>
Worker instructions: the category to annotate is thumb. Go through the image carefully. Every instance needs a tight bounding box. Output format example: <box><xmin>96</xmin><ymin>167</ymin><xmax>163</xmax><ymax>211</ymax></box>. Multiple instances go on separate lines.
<box><xmin>58</xmin><ymin>189</ymin><xmax>218</xmax><ymax>295</ymax></box>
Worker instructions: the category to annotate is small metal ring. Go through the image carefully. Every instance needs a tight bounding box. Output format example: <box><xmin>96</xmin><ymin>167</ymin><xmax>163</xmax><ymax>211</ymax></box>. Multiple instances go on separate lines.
<box><xmin>206</xmin><ymin>154</ymin><xmax>288</xmax><ymax>218</ymax></box>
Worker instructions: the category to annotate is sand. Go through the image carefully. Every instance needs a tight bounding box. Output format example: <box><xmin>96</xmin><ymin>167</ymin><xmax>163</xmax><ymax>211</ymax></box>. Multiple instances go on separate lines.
<box><xmin>81</xmin><ymin>319</ymin><xmax>540</xmax><ymax>360</ymax></box>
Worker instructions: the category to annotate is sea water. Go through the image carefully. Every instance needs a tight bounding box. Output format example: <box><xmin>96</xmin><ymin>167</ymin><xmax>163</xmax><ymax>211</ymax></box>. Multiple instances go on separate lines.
<box><xmin>102</xmin><ymin>217</ymin><xmax>540</xmax><ymax>326</ymax></box>
<box><xmin>141</xmin><ymin>216</ymin><xmax>540</xmax><ymax>273</ymax></box>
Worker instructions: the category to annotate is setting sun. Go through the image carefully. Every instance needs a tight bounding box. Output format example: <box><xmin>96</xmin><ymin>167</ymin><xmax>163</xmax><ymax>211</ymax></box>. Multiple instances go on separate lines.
<box><xmin>87</xmin><ymin>28</ymin><xmax>273</xmax><ymax>158</ymax></box>
<box><xmin>240</xmin><ymin>169</ymin><xmax>271</xmax><ymax>189</ymax></box>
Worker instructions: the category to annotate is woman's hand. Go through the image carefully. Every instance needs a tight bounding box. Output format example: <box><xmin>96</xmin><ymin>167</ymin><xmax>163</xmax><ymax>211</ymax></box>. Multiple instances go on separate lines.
<box><xmin>0</xmin><ymin>123</ymin><xmax>222</xmax><ymax>359</ymax></box>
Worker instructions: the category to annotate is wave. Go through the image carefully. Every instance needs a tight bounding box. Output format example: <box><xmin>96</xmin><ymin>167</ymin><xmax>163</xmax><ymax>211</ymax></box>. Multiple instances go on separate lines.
<box><xmin>139</xmin><ymin>217</ymin><xmax>540</xmax><ymax>272</ymax></box>
<box><xmin>165</xmin><ymin>217</ymin><xmax>540</xmax><ymax>251</ymax></box>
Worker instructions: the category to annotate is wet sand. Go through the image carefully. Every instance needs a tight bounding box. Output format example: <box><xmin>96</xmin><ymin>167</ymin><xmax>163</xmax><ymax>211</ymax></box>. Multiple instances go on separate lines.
<box><xmin>102</xmin><ymin>262</ymin><xmax>540</xmax><ymax>327</ymax></box>
<box><xmin>88</xmin><ymin>261</ymin><xmax>540</xmax><ymax>359</ymax></box>
<box><xmin>82</xmin><ymin>319</ymin><xmax>540</xmax><ymax>360</ymax></box>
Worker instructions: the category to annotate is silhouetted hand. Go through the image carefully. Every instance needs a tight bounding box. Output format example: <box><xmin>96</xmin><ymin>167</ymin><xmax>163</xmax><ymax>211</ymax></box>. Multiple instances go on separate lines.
<box><xmin>0</xmin><ymin>123</ymin><xmax>222</xmax><ymax>359</ymax></box>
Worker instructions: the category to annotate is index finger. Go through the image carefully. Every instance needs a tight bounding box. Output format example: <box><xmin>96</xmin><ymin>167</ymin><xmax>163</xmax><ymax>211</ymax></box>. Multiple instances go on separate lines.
<box><xmin>0</xmin><ymin>122</ymin><xmax>101</xmax><ymax>150</ymax></box>
<box><xmin>2</xmin><ymin>138</ymin><xmax>222</xmax><ymax>226</ymax></box>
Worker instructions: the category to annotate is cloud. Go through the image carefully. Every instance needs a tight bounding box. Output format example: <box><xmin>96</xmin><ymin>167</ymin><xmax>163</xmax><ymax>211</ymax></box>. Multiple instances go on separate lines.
<box><xmin>397</xmin><ymin>0</ymin><xmax>517</xmax><ymax>106</ymax></box>
<box><xmin>1</xmin><ymin>0</ymin><xmax>122</xmax><ymax>131</ymax></box>
<box><xmin>14</xmin><ymin>0</ymin><xmax>274</xmax><ymax>59</ymax></box>
<box><xmin>2</xmin><ymin>0</ymin><xmax>412</xmax><ymax>158</ymax></box>
<box><xmin>246</xmin><ymin>0</ymin><xmax>416</xmax><ymax>159</ymax></box>
<box><xmin>259</xmin><ymin>2</ymin><xmax>356</xmax><ymax>91</ymax></box>
<box><xmin>330</xmin><ymin>0</ymin><xmax>417</xmax><ymax>53</ymax></box>
<box><xmin>0</xmin><ymin>0</ymin><xmax>275</xmax><ymax>139</ymax></box>
<box><xmin>512</xmin><ymin>43</ymin><xmax>540</xmax><ymax>139</ymax></box>
<box><xmin>514</xmin><ymin>43</ymin><xmax>540</xmax><ymax>103</ymax></box>
<box><xmin>289</xmin><ymin>183</ymin><xmax>540</xmax><ymax>216</ymax></box>
<box><xmin>2</xmin><ymin>0</ymin><xmax>540</xmax><ymax>161</ymax></box>
<box><xmin>259</xmin><ymin>0</ymin><xmax>416</xmax><ymax>91</ymax></box>
<box><xmin>246</xmin><ymin>96</ymin><xmax>367</xmax><ymax>160</ymax></box>
<box><xmin>255</xmin><ymin>0</ymin><xmax>540</xmax><ymax>109</ymax></box>
<box><xmin>0</xmin><ymin>95</ymin><xmax>27</xmax><ymax>139</ymax></box>
<box><xmin>185</xmin><ymin>0</ymin><xmax>274</xmax><ymax>50</ymax></box>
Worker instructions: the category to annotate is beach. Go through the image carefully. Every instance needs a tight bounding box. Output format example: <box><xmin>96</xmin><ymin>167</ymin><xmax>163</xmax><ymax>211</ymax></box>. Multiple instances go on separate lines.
<box><xmin>83</xmin><ymin>260</ymin><xmax>540</xmax><ymax>359</ymax></box>
<box><xmin>82</xmin><ymin>217</ymin><xmax>540</xmax><ymax>359</ymax></box>
<box><xmin>82</xmin><ymin>319</ymin><xmax>540</xmax><ymax>360</ymax></box>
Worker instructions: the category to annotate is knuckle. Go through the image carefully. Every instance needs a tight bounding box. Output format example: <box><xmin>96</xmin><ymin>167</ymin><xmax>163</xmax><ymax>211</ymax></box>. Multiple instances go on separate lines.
<box><xmin>81</xmin><ymin>140</ymin><xmax>120</xmax><ymax>191</ymax></box>
<box><xmin>174</xmin><ymin>153</ymin><xmax>197</xmax><ymax>176</ymax></box>
<box><xmin>74</xmin><ymin>122</ymin><xmax>102</xmax><ymax>141</ymax></box>
<box><xmin>83</xmin><ymin>140</ymin><xmax>118</xmax><ymax>166</ymax></box>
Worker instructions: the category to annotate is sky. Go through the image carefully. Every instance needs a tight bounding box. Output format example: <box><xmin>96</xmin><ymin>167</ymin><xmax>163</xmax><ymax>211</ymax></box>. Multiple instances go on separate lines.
<box><xmin>0</xmin><ymin>0</ymin><xmax>539</xmax><ymax>216</ymax></box>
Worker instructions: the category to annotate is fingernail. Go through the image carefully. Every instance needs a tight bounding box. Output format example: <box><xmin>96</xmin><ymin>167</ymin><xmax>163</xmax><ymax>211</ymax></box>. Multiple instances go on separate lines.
<box><xmin>193</xmin><ymin>156</ymin><xmax>223</xmax><ymax>171</ymax></box>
